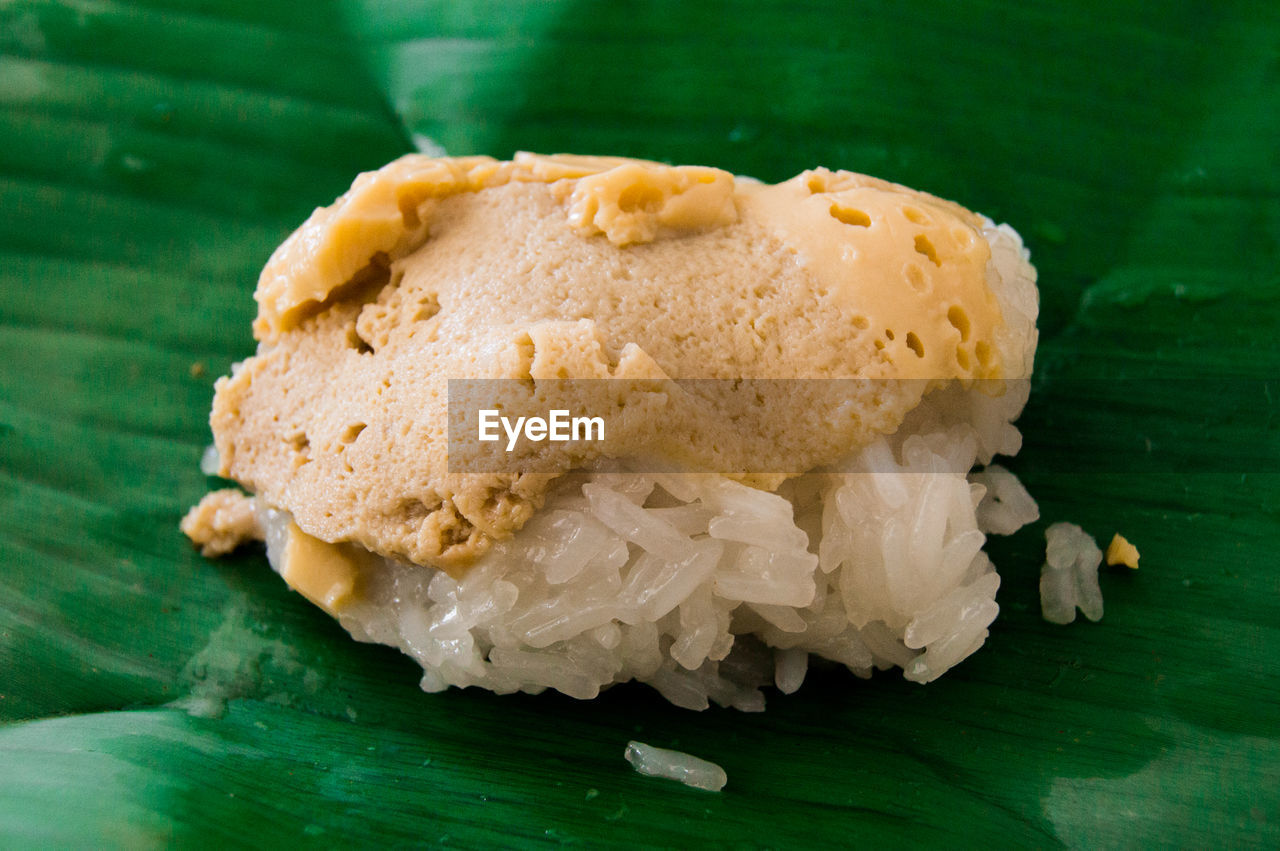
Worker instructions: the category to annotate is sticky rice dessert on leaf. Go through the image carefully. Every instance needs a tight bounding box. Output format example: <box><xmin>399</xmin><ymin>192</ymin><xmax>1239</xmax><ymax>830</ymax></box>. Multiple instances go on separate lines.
<box><xmin>183</xmin><ymin>152</ymin><xmax>1040</xmax><ymax>710</ymax></box>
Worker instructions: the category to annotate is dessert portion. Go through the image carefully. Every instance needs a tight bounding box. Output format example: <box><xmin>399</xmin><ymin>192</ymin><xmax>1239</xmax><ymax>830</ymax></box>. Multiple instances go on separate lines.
<box><xmin>185</xmin><ymin>152</ymin><xmax>1040</xmax><ymax>709</ymax></box>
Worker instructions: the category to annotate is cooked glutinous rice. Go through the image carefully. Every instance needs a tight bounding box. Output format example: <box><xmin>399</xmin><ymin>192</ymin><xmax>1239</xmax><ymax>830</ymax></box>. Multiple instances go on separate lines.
<box><xmin>624</xmin><ymin>741</ymin><xmax>727</xmax><ymax>792</ymax></box>
<box><xmin>256</xmin><ymin>221</ymin><xmax>1040</xmax><ymax>709</ymax></box>
<box><xmin>199</xmin><ymin>444</ymin><xmax>221</xmax><ymax>477</ymax></box>
<box><xmin>1040</xmin><ymin>522</ymin><xmax>1104</xmax><ymax>624</ymax></box>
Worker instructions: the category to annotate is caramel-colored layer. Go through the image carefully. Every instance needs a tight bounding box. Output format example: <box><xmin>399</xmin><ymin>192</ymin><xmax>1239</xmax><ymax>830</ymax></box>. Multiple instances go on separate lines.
<box><xmin>213</xmin><ymin>154</ymin><xmax>1008</xmax><ymax>574</ymax></box>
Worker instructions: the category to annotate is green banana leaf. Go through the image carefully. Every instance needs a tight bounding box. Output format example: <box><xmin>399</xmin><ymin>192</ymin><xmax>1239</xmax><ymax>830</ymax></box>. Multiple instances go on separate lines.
<box><xmin>2</xmin><ymin>0</ymin><xmax>1277</xmax><ymax>845</ymax></box>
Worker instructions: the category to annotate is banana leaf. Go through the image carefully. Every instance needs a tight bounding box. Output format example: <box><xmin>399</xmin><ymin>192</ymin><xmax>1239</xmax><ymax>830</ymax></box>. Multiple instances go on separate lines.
<box><xmin>1</xmin><ymin>0</ymin><xmax>1276</xmax><ymax>845</ymax></box>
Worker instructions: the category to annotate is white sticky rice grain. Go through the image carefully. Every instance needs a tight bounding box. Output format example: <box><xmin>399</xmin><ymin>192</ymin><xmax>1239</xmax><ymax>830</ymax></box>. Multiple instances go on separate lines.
<box><xmin>199</xmin><ymin>444</ymin><xmax>221</xmax><ymax>476</ymax></box>
<box><xmin>971</xmin><ymin>464</ymin><xmax>1040</xmax><ymax>535</ymax></box>
<box><xmin>1040</xmin><ymin>522</ymin><xmax>1104</xmax><ymax>624</ymax></box>
<box><xmin>624</xmin><ymin>741</ymin><xmax>727</xmax><ymax>792</ymax></box>
<box><xmin>773</xmin><ymin>648</ymin><xmax>809</xmax><ymax>694</ymax></box>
